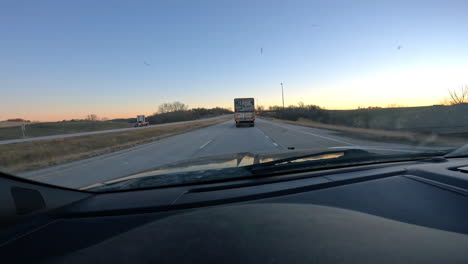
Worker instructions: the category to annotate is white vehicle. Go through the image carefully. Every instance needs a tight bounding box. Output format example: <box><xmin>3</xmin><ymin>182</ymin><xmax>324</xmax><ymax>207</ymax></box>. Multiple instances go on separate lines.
<box><xmin>234</xmin><ymin>98</ymin><xmax>255</xmax><ymax>127</ymax></box>
<box><xmin>134</xmin><ymin>115</ymin><xmax>149</xmax><ymax>127</ymax></box>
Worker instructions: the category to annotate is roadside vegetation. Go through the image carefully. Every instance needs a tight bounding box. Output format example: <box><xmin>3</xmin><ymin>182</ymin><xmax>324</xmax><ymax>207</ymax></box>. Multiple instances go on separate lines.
<box><xmin>261</xmin><ymin>86</ymin><xmax>468</xmax><ymax>133</ymax></box>
<box><xmin>262</xmin><ymin>103</ymin><xmax>468</xmax><ymax>133</ymax></box>
<box><xmin>0</xmin><ymin>121</ymin><xmax>132</xmax><ymax>141</ymax></box>
<box><xmin>147</xmin><ymin>106</ymin><xmax>232</xmax><ymax>124</ymax></box>
<box><xmin>105</xmin><ymin>101</ymin><xmax>232</xmax><ymax>125</ymax></box>
<box><xmin>113</xmin><ymin>102</ymin><xmax>232</xmax><ymax>125</ymax></box>
<box><xmin>260</xmin><ymin>87</ymin><xmax>468</xmax><ymax>146</ymax></box>
<box><xmin>0</xmin><ymin>116</ymin><xmax>231</xmax><ymax>172</ymax></box>
<box><xmin>267</xmin><ymin>117</ymin><xmax>464</xmax><ymax>147</ymax></box>
<box><xmin>0</xmin><ymin>121</ymin><xmax>36</xmax><ymax>128</ymax></box>
<box><xmin>0</xmin><ymin>102</ymin><xmax>232</xmax><ymax>140</ymax></box>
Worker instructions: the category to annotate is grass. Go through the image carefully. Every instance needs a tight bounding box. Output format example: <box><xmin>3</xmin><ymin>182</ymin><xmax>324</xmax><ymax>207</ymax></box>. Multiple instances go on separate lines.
<box><xmin>268</xmin><ymin>117</ymin><xmax>465</xmax><ymax>147</ymax></box>
<box><xmin>0</xmin><ymin>121</ymin><xmax>38</xmax><ymax>128</ymax></box>
<box><xmin>0</xmin><ymin>121</ymin><xmax>132</xmax><ymax>140</ymax></box>
<box><xmin>0</xmin><ymin>116</ymin><xmax>230</xmax><ymax>172</ymax></box>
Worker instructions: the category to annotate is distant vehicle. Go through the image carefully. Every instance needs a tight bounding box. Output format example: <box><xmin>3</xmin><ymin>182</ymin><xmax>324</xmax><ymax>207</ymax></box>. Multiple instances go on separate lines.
<box><xmin>234</xmin><ymin>98</ymin><xmax>255</xmax><ymax>127</ymax></box>
<box><xmin>134</xmin><ymin>115</ymin><xmax>149</xmax><ymax>127</ymax></box>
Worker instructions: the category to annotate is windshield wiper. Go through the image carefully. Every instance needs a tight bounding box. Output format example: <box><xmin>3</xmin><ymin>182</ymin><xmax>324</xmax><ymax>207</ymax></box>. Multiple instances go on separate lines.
<box><xmin>250</xmin><ymin>148</ymin><xmax>448</xmax><ymax>175</ymax></box>
<box><xmin>87</xmin><ymin>148</ymin><xmax>450</xmax><ymax>192</ymax></box>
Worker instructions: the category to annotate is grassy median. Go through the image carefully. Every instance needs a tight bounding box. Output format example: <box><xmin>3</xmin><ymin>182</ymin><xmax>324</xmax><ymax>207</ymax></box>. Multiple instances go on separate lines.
<box><xmin>0</xmin><ymin>116</ymin><xmax>230</xmax><ymax>172</ymax></box>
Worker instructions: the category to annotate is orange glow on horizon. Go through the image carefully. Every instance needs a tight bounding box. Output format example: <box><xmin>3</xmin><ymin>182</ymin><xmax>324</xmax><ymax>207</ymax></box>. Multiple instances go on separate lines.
<box><xmin>3</xmin><ymin>99</ymin><xmax>448</xmax><ymax>122</ymax></box>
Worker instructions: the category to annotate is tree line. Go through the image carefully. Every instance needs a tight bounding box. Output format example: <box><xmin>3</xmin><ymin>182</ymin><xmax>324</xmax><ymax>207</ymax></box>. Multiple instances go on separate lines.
<box><xmin>146</xmin><ymin>102</ymin><xmax>231</xmax><ymax>124</ymax></box>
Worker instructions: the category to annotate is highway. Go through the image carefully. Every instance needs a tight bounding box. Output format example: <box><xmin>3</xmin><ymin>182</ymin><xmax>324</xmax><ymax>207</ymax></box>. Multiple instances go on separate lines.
<box><xmin>0</xmin><ymin>115</ymin><xmax>228</xmax><ymax>145</ymax></box>
<box><xmin>20</xmin><ymin>118</ymin><xmax>410</xmax><ymax>189</ymax></box>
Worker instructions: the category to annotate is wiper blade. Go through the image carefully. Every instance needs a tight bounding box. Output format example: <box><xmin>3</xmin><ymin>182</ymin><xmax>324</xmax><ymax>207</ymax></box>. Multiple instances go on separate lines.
<box><xmin>250</xmin><ymin>149</ymin><xmax>447</xmax><ymax>175</ymax></box>
<box><xmin>251</xmin><ymin>149</ymin><xmax>373</xmax><ymax>170</ymax></box>
<box><xmin>330</xmin><ymin>146</ymin><xmax>454</xmax><ymax>154</ymax></box>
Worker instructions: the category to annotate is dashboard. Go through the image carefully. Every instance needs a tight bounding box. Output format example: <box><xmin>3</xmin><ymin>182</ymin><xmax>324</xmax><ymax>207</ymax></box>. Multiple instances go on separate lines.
<box><xmin>1</xmin><ymin>157</ymin><xmax>468</xmax><ymax>263</ymax></box>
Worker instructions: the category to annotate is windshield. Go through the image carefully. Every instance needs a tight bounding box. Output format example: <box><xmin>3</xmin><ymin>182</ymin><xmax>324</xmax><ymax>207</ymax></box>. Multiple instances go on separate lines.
<box><xmin>1</xmin><ymin>0</ymin><xmax>467</xmax><ymax>191</ymax></box>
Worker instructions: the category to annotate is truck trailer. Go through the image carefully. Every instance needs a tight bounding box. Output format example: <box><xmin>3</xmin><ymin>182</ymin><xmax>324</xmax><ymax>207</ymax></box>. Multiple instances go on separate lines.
<box><xmin>234</xmin><ymin>98</ymin><xmax>255</xmax><ymax>127</ymax></box>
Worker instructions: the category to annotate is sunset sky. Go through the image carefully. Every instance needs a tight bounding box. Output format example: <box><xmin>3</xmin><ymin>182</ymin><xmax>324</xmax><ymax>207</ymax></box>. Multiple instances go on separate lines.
<box><xmin>1</xmin><ymin>0</ymin><xmax>468</xmax><ymax>121</ymax></box>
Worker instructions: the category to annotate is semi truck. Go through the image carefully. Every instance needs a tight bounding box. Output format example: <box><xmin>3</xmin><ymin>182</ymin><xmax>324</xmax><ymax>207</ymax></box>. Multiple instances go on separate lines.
<box><xmin>234</xmin><ymin>98</ymin><xmax>255</xmax><ymax>127</ymax></box>
<box><xmin>134</xmin><ymin>115</ymin><xmax>150</xmax><ymax>127</ymax></box>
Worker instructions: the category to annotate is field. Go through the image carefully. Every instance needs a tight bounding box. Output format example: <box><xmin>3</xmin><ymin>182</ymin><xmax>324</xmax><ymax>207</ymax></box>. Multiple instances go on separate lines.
<box><xmin>264</xmin><ymin>104</ymin><xmax>468</xmax><ymax>133</ymax></box>
<box><xmin>0</xmin><ymin>116</ymin><xmax>230</xmax><ymax>172</ymax></box>
<box><xmin>0</xmin><ymin>121</ymin><xmax>132</xmax><ymax>140</ymax></box>
<box><xmin>0</xmin><ymin>121</ymin><xmax>37</xmax><ymax>128</ymax></box>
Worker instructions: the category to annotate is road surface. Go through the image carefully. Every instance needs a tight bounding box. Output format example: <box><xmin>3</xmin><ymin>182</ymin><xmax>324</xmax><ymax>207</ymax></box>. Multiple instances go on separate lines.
<box><xmin>0</xmin><ymin>115</ymin><xmax>228</xmax><ymax>145</ymax></box>
<box><xmin>20</xmin><ymin>118</ymin><xmax>412</xmax><ymax>189</ymax></box>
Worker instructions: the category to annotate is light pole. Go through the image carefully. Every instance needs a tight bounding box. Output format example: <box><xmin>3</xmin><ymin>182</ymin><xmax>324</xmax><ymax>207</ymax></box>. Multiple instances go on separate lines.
<box><xmin>281</xmin><ymin>83</ymin><xmax>285</xmax><ymax>110</ymax></box>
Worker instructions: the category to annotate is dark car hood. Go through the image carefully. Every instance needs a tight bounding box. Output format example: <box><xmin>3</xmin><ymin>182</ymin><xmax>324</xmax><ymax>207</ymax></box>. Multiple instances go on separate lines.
<box><xmin>80</xmin><ymin>150</ymin><xmax>340</xmax><ymax>190</ymax></box>
<box><xmin>81</xmin><ymin>146</ymin><xmax>452</xmax><ymax>191</ymax></box>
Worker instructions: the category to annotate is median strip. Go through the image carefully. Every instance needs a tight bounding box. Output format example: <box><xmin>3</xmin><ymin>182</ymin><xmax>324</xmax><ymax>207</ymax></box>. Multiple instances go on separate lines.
<box><xmin>0</xmin><ymin>116</ymin><xmax>231</xmax><ymax>173</ymax></box>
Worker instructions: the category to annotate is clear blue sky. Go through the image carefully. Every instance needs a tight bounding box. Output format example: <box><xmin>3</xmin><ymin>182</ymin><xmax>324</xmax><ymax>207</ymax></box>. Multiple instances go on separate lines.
<box><xmin>1</xmin><ymin>0</ymin><xmax>468</xmax><ymax>121</ymax></box>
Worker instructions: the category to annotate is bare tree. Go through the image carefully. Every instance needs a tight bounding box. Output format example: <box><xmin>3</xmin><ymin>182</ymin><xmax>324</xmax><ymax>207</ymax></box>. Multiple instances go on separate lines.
<box><xmin>86</xmin><ymin>114</ymin><xmax>98</xmax><ymax>121</ymax></box>
<box><xmin>297</xmin><ymin>101</ymin><xmax>305</xmax><ymax>108</ymax></box>
<box><xmin>448</xmin><ymin>85</ymin><xmax>468</xmax><ymax>105</ymax></box>
<box><xmin>172</xmin><ymin>101</ymin><xmax>189</xmax><ymax>111</ymax></box>
<box><xmin>269</xmin><ymin>105</ymin><xmax>282</xmax><ymax>111</ymax></box>
<box><xmin>158</xmin><ymin>103</ymin><xmax>172</xmax><ymax>114</ymax></box>
<box><xmin>158</xmin><ymin>101</ymin><xmax>189</xmax><ymax>113</ymax></box>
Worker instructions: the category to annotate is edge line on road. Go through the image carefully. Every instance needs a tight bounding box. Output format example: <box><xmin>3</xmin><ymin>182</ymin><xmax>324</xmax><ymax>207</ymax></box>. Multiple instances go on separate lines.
<box><xmin>265</xmin><ymin>121</ymin><xmax>357</xmax><ymax>146</ymax></box>
<box><xmin>199</xmin><ymin>140</ymin><xmax>213</xmax><ymax>149</ymax></box>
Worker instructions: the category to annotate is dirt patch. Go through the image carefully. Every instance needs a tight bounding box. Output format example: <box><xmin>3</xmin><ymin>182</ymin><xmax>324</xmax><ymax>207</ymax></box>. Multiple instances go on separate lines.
<box><xmin>0</xmin><ymin>117</ymin><xmax>230</xmax><ymax>172</ymax></box>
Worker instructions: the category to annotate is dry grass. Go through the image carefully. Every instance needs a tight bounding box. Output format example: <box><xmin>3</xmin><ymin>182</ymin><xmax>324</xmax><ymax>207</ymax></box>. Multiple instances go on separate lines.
<box><xmin>270</xmin><ymin>118</ymin><xmax>465</xmax><ymax>147</ymax></box>
<box><xmin>0</xmin><ymin>121</ymin><xmax>131</xmax><ymax>140</ymax></box>
<box><xmin>0</xmin><ymin>117</ymin><xmax>230</xmax><ymax>172</ymax></box>
<box><xmin>0</xmin><ymin>122</ymin><xmax>37</xmax><ymax>128</ymax></box>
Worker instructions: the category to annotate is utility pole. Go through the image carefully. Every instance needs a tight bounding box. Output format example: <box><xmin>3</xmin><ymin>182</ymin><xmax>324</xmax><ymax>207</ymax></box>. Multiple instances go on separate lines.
<box><xmin>281</xmin><ymin>83</ymin><xmax>285</xmax><ymax>110</ymax></box>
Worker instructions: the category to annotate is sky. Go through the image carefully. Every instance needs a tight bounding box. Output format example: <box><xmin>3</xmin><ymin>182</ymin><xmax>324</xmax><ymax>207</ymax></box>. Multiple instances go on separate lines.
<box><xmin>1</xmin><ymin>0</ymin><xmax>468</xmax><ymax>121</ymax></box>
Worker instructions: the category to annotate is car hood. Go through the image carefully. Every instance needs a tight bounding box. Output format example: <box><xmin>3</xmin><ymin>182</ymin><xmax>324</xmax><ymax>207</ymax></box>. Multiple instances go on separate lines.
<box><xmin>81</xmin><ymin>146</ymin><xmax>450</xmax><ymax>191</ymax></box>
<box><xmin>80</xmin><ymin>150</ymin><xmax>321</xmax><ymax>190</ymax></box>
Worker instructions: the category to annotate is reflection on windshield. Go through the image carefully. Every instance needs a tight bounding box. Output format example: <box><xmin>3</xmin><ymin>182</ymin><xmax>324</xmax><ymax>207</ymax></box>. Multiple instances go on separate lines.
<box><xmin>80</xmin><ymin>153</ymin><xmax>278</xmax><ymax>190</ymax></box>
<box><xmin>275</xmin><ymin>153</ymin><xmax>344</xmax><ymax>165</ymax></box>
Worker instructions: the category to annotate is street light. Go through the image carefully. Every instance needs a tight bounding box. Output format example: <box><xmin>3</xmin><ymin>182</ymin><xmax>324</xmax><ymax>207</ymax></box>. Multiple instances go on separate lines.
<box><xmin>281</xmin><ymin>83</ymin><xmax>285</xmax><ymax>110</ymax></box>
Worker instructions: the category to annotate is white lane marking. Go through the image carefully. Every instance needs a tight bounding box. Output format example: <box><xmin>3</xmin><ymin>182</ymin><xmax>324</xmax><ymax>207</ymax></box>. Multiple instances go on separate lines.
<box><xmin>27</xmin><ymin>122</ymin><xmax>230</xmax><ymax>180</ymax></box>
<box><xmin>199</xmin><ymin>140</ymin><xmax>213</xmax><ymax>149</ymax></box>
<box><xmin>266</xmin><ymin>121</ymin><xmax>356</xmax><ymax>146</ymax></box>
<box><xmin>254</xmin><ymin>123</ymin><xmax>285</xmax><ymax>149</ymax></box>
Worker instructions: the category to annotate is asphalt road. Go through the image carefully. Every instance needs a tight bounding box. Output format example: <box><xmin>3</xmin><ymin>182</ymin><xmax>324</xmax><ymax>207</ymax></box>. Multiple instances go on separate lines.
<box><xmin>20</xmin><ymin>118</ymin><xmax>410</xmax><ymax>189</ymax></box>
<box><xmin>0</xmin><ymin>115</ymin><xmax>228</xmax><ymax>145</ymax></box>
